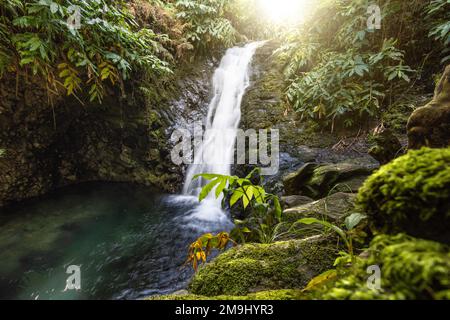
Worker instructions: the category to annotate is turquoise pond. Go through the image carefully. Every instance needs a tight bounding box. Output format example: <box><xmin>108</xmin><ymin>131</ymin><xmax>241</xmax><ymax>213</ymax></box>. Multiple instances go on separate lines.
<box><xmin>0</xmin><ymin>182</ymin><xmax>231</xmax><ymax>300</ymax></box>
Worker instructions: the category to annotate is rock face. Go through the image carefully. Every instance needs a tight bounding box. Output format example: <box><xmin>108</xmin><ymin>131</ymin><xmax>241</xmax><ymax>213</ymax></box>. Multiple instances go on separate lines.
<box><xmin>407</xmin><ymin>64</ymin><xmax>450</xmax><ymax>150</ymax></box>
<box><xmin>281</xmin><ymin>195</ymin><xmax>314</xmax><ymax>208</ymax></box>
<box><xmin>283</xmin><ymin>162</ymin><xmax>375</xmax><ymax>198</ymax></box>
<box><xmin>283</xmin><ymin>192</ymin><xmax>357</xmax><ymax>224</ymax></box>
<box><xmin>189</xmin><ymin>235</ymin><xmax>336</xmax><ymax>296</ymax></box>
<box><xmin>0</xmin><ymin>58</ymin><xmax>218</xmax><ymax>207</ymax></box>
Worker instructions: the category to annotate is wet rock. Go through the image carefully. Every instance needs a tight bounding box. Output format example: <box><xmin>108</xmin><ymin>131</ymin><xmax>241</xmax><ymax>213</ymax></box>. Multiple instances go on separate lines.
<box><xmin>283</xmin><ymin>192</ymin><xmax>357</xmax><ymax>224</ymax></box>
<box><xmin>283</xmin><ymin>162</ymin><xmax>374</xmax><ymax>198</ymax></box>
<box><xmin>0</xmin><ymin>56</ymin><xmax>219</xmax><ymax>207</ymax></box>
<box><xmin>281</xmin><ymin>195</ymin><xmax>314</xmax><ymax>208</ymax></box>
<box><xmin>171</xmin><ymin>290</ymin><xmax>189</xmax><ymax>296</ymax></box>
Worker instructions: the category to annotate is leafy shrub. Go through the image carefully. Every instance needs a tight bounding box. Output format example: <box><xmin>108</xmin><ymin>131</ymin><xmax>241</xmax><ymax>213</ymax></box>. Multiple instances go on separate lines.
<box><xmin>194</xmin><ymin>168</ymin><xmax>283</xmax><ymax>244</ymax></box>
<box><xmin>0</xmin><ymin>0</ymin><xmax>172</xmax><ymax>102</ymax></box>
<box><xmin>276</xmin><ymin>0</ymin><xmax>448</xmax><ymax>128</ymax></box>
<box><xmin>175</xmin><ymin>0</ymin><xmax>238</xmax><ymax>54</ymax></box>
<box><xmin>426</xmin><ymin>0</ymin><xmax>450</xmax><ymax>64</ymax></box>
<box><xmin>128</xmin><ymin>0</ymin><xmax>193</xmax><ymax>60</ymax></box>
<box><xmin>356</xmin><ymin>147</ymin><xmax>450</xmax><ymax>243</ymax></box>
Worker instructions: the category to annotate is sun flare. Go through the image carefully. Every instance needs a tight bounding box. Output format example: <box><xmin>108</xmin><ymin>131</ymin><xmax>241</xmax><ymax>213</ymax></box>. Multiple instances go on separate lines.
<box><xmin>259</xmin><ymin>0</ymin><xmax>313</xmax><ymax>25</ymax></box>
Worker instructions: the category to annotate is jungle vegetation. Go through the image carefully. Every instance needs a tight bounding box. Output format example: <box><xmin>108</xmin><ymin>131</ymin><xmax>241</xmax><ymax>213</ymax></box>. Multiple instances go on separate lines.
<box><xmin>1</xmin><ymin>0</ymin><xmax>448</xmax><ymax>125</ymax></box>
<box><xmin>1</xmin><ymin>0</ymin><xmax>449</xmax><ymax>301</ymax></box>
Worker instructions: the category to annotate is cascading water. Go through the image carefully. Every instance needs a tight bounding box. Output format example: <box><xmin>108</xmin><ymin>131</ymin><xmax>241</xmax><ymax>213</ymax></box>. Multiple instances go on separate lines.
<box><xmin>179</xmin><ymin>42</ymin><xmax>264</xmax><ymax>228</ymax></box>
<box><xmin>183</xmin><ymin>42</ymin><xmax>264</xmax><ymax>196</ymax></box>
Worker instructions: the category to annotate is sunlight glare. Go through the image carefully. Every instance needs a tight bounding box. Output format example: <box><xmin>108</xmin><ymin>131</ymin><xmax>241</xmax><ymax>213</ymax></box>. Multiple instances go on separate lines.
<box><xmin>259</xmin><ymin>0</ymin><xmax>312</xmax><ymax>25</ymax></box>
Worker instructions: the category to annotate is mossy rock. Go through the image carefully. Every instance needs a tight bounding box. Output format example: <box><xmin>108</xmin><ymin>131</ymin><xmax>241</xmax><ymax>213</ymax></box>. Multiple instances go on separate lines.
<box><xmin>407</xmin><ymin>65</ymin><xmax>450</xmax><ymax>150</ymax></box>
<box><xmin>188</xmin><ymin>236</ymin><xmax>336</xmax><ymax>296</ymax></box>
<box><xmin>283</xmin><ymin>162</ymin><xmax>374</xmax><ymax>198</ymax></box>
<box><xmin>149</xmin><ymin>289</ymin><xmax>305</xmax><ymax>301</ymax></box>
<box><xmin>356</xmin><ymin>147</ymin><xmax>450</xmax><ymax>243</ymax></box>
<box><xmin>310</xmin><ymin>234</ymin><xmax>450</xmax><ymax>300</ymax></box>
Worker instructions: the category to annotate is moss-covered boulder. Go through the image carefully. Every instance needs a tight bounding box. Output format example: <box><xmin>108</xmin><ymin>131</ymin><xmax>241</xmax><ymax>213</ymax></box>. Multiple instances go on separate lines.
<box><xmin>283</xmin><ymin>162</ymin><xmax>374</xmax><ymax>198</ymax></box>
<box><xmin>357</xmin><ymin>147</ymin><xmax>450</xmax><ymax>243</ymax></box>
<box><xmin>188</xmin><ymin>236</ymin><xmax>336</xmax><ymax>296</ymax></box>
<box><xmin>149</xmin><ymin>289</ymin><xmax>305</xmax><ymax>301</ymax></box>
<box><xmin>407</xmin><ymin>65</ymin><xmax>450</xmax><ymax>150</ymax></box>
<box><xmin>310</xmin><ymin>234</ymin><xmax>450</xmax><ymax>300</ymax></box>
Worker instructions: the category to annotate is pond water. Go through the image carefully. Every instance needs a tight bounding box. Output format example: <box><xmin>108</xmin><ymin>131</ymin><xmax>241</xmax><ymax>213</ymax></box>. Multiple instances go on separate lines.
<box><xmin>0</xmin><ymin>182</ymin><xmax>232</xmax><ymax>300</ymax></box>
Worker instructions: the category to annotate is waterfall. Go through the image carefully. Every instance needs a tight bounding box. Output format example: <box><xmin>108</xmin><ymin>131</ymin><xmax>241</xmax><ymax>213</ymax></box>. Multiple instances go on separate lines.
<box><xmin>183</xmin><ymin>42</ymin><xmax>264</xmax><ymax>197</ymax></box>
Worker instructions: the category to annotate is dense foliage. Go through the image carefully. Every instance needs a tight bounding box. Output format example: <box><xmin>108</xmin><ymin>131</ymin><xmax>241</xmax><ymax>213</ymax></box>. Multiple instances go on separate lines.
<box><xmin>0</xmin><ymin>0</ymin><xmax>275</xmax><ymax>103</ymax></box>
<box><xmin>0</xmin><ymin>0</ymin><xmax>172</xmax><ymax>102</ymax></box>
<box><xmin>427</xmin><ymin>0</ymin><xmax>450</xmax><ymax>64</ymax></box>
<box><xmin>275</xmin><ymin>0</ymin><xmax>450</xmax><ymax>128</ymax></box>
<box><xmin>175</xmin><ymin>0</ymin><xmax>239</xmax><ymax>54</ymax></box>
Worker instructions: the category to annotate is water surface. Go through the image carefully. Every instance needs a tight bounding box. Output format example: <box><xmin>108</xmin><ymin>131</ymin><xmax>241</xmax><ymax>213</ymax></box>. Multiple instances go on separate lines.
<box><xmin>0</xmin><ymin>182</ymin><xmax>230</xmax><ymax>300</ymax></box>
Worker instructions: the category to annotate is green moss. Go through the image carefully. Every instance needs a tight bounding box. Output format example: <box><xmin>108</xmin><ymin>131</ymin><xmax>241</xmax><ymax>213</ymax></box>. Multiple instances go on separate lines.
<box><xmin>188</xmin><ymin>237</ymin><xmax>336</xmax><ymax>296</ymax></box>
<box><xmin>149</xmin><ymin>289</ymin><xmax>305</xmax><ymax>300</ymax></box>
<box><xmin>310</xmin><ymin>234</ymin><xmax>450</xmax><ymax>300</ymax></box>
<box><xmin>382</xmin><ymin>103</ymin><xmax>416</xmax><ymax>134</ymax></box>
<box><xmin>356</xmin><ymin>147</ymin><xmax>450</xmax><ymax>243</ymax></box>
<box><xmin>152</xmin><ymin>235</ymin><xmax>449</xmax><ymax>301</ymax></box>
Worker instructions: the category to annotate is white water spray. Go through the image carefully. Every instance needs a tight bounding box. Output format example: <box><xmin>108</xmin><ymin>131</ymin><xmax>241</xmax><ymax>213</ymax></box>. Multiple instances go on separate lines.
<box><xmin>183</xmin><ymin>42</ymin><xmax>264</xmax><ymax>196</ymax></box>
<box><xmin>178</xmin><ymin>42</ymin><xmax>264</xmax><ymax>229</ymax></box>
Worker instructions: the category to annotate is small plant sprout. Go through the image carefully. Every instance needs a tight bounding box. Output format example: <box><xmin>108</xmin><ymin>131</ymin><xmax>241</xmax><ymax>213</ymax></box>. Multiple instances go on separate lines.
<box><xmin>297</xmin><ymin>212</ymin><xmax>367</xmax><ymax>264</ymax></box>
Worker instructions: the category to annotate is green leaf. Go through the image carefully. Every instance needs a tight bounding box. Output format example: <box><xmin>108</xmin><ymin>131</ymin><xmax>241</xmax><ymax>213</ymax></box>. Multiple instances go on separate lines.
<box><xmin>242</xmin><ymin>194</ymin><xmax>249</xmax><ymax>209</ymax></box>
<box><xmin>297</xmin><ymin>218</ymin><xmax>348</xmax><ymax>246</ymax></box>
<box><xmin>198</xmin><ymin>178</ymin><xmax>221</xmax><ymax>202</ymax></box>
<box><xmin>344</xmin><ymin>213</ymin><xmax>367</xmax><ymax>230</ymax></box>
<box><xmin>215</xmin><ymin>178</ymin><xmax>227</xmax><ymax>198</ymax></box>
<box><xmin>303</xmin><ymin>269</ymin><xmax>337</xmax><ymax>292</ymax></box>
<box><xmin>194</xmin><ymin>173</ymin><xmax>222</xmax><ymax>181</ymax></box>
<box><xmin>244</xmin><ymin>186</ymin><xmax>254</xmax><ymax>202</ymax></box>
<box><xmin>273</xmin><ymin>196</ymin><xmax>282</xmax><ymax>221</ymax></box>
<box><xmin>297</xmin><ymin>217</ymin><xmax>325</xmax><ymax>226</ymax></box>
<box><xmin>50</xmin><ymin>2</ymin><xmax>58</xmax><ymax>14</ymax></box>
<box><xmin>230</xmin><ymin>189</ymin><xmax>244</xmax><ymax>207</ymax></box>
